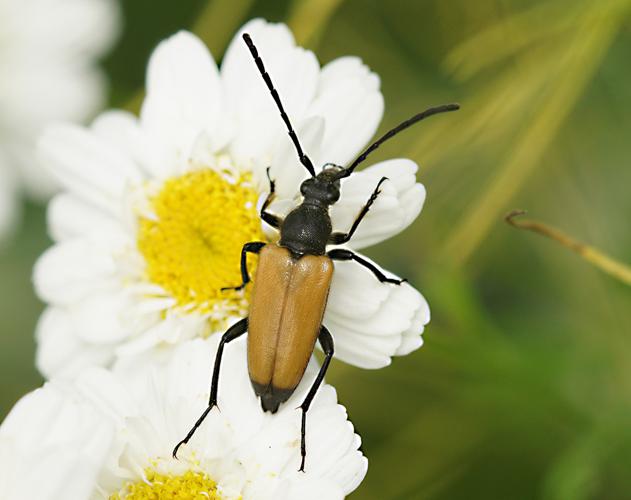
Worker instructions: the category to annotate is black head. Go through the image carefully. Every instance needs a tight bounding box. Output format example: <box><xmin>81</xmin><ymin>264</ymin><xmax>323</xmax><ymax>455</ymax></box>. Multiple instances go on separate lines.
<box><xmin>300</xmin><ymin>166</ymin><xmax>343</xmax><ymax>206</ymax></box>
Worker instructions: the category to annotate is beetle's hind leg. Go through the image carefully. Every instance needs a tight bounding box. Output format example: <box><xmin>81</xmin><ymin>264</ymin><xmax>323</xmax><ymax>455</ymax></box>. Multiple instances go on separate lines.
<box><xmin>260</xmin><ymin>166</ymin><xmax>283</xmax><ymax>229</ymax></box>
<box><xmin>298</xmin><ymin>325</ymin><xmax>334</xmax><ymax>472</ymax></box>
<box><xmin>173</xmin><ymin>317</ymin><xmax>248</xmax><ymax>459</ymax></box>
<box><xmin>328</xmin><ymin>176</ymin><xmax>388</xmax><ymax>245</ymax></box>
<box><xmin>221</xmin><ymin>242</ymin><xmax>266</xmax><ymax>292</ymax></box>
<box><xmin>328</xmin><ymin>248</ymin><xmax>407</xmax><ymax>285</ymax></box>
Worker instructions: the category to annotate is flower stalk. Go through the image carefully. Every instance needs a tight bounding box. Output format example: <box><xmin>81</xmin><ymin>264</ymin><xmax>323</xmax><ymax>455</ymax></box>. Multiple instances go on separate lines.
<box><xmin>505</xmin><ymin>210</ymin><xmax>631</xmax><ymax>286</ymax></box>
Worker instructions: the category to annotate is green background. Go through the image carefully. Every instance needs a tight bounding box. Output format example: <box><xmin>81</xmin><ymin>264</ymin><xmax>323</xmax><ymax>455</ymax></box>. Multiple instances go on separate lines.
<box><xmin>2</xmin><ymin>0</ymin><xmax>631</xmax><ymax>498</ymax></box>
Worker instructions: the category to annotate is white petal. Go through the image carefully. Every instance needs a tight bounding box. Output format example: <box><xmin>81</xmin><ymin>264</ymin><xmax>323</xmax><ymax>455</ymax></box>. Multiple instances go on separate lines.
<box><xmin>91</xmin><ymin>110</ymin><xmax>164</xmax><ymax>178</ymax></box>
<box><xmin>1</xmin><ymin>0</ymin><xmax>120</xmax><ymax>201</ymax></box>
<box><xmin>223</xmin><ymin>19</ymin><xmax>320</xmax><ymax>163</ymax></box>
<box><xmin>270</xmin><ymin>116</ymin><xmax>325</xmax><ymax>199</ymax></box>
<box><xmin>74</xmin><ymin>368</ymin><xmax>139</xmax><ymax>424</ymax></box>
<box><xmin>7</xmin><ymin>63</ymin><xmax>106</xmax><ymax>137</ymax></box>
<box><xmin>8</xmin><ymin>66</ymin><xmax>103</xmax><ymax>200</ymax></box>
<box><xmin>0</xmin><ymin>379</ymin><xmax>115</xmax><ymax>500</ymax></box>
<box><xmin>140</xmin><ymin>31</ymin><xmax>224</xmax><ymax>175</ymax></box>
<box><xmin>325</xmin><ymin>254</ymin><xmax>428</xmax><ymax>368</ymax></box>
<box><xmin>334</xmin><ymin>338</ymin><xmax>392</xmax><ymax>368</ymax></box>
<box><xmin>0</xmin><ymin>157</ymin><xmax>19</xmax><ymax>241</ymax></box>
<box><xmin>114</xmin><ymin>311</ymin><xmax>203</xmax><ymax>359</ymax></box>
<box><xmin>300</xmin><ymin>404</ymin><xmax>363</xmax><ymax>481</ymax></box>
<box><xmin>35</xmin><ymin>307</ymin><xmax>115</xmax><ymax>379</ymax></box>
<box><xmin>396</xmin><ymin>293</ymin><xmax>430</xmax><ymax>356</ymax></box>
<box><xmin>47</xmin><ymin>194</ymin><xmax>123</xmax><ymax>242</ymax></box>
<box><xmin>4</xmin><ymin>0</ymin><xmax>120</xmax><ymax>60</ymax></box>
<box><xmin>33</xmin><ymin>239</ymin><xmax>119</xmax><ymax>306</ymax></box>
<box><xmin>278</xmin><ymin>479</ymin><xmax>344</xmax><ymax>500</ymax></box>
<box><xmin>309</xmin><ymin>56</ymin><xmax>384</xmax><ymax>167</ymax></box>
<box><xmin>330</xmin><ymin>158</ymin><xmax>425</xmax><ymax>249</ymax></box>
<box><xmin>69</xmin><ymin>290</ymin><xmax>136</xmax><ymax>344</ymax></box>
<box><xmin>328</xmin><ymin>253</ymin><xmax>390</xmax><ymax>318</ymax></box>
<box><xmin>38</xmin><ymin>123</ymin><xmax>143</xmax><ymax>211</ymax></box>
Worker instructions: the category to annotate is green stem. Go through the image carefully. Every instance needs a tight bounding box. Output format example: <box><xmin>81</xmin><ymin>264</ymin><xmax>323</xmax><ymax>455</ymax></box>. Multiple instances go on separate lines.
<box><xmin>506</xmin><ymin>210</ymin><xmax>631</xmax><ymax>287</ymax></box>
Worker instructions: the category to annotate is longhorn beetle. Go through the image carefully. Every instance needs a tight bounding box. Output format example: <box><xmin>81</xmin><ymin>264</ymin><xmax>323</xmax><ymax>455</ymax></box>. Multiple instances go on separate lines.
<box><xmin>173</xmin><ymin>32</ymin><xmax>459</xmax><ymax>471</ymax></box>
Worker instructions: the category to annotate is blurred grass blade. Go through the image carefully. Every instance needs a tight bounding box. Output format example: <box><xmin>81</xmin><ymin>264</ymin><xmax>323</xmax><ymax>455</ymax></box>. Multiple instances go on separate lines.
<box><xmin>288</xmin><ymin>0</ymin><xmax>347</xmax><ymax>47</ymax></box>
<box><xmin>445</xmin><ymin>0</ymin><xmax>584</xmax><ymax>80</ymax></box>
<box><xmin>506</xmin><ymin>210</ymin><xmax>631</xmax><ymax>286</ymax></box>
<box><xmin>192</xmin><ymin>0</ymin><xmax>255</xmax><ymax>55</ymax></box>
<box><xmin>445</xmin><ymin>6</ymin><xmax>623</xmax><ymax>266</ymax></box>
<box><xmin>541</xmin><ymin>428</ymin><xmax>608</xmax><ymax>500</ymax></box>
<box><xmin>410</xmin><ymin>53</ymin><xmax>554</xmax><ymax>166</ymax></box>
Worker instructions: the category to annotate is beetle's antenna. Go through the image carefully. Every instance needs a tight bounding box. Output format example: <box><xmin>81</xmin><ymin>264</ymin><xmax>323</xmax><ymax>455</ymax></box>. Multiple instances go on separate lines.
<box><xmin>242</xmin><ymin>33</ymin><xmax>316</xmax><ymax>177</ymax></box>
<box><xmin>335</xmin><ymin>103</ymin><xmax>460</xmax><ymax>180</ymax></box>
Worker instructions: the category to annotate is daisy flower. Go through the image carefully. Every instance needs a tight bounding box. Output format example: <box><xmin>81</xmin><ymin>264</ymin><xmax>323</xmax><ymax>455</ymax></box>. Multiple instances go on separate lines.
<box><xmin>0</xmin><ymin>0</ymin><xmax>119</xmax><ymax>239</ymax></box>
<box><xmin>34</xmin><ymin>18</ymin><xmax>431</xmax><ymax>379</ymax></box>
<box><xmin>0</xmin><ymin>336</ymin><xmax>366</xmax><ymax>499</ymax></box>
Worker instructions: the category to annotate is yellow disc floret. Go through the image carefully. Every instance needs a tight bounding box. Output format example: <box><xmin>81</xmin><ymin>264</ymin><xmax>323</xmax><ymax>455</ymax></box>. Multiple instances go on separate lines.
<box><xmin>111</xmin><ymin>469</ymin><xmax>224</xmax><ymax>499</ymax></box>
<box><xmin>137</xmin><ymin>168</ymin><xmax>264</xmax><ymax>322</ymax></box>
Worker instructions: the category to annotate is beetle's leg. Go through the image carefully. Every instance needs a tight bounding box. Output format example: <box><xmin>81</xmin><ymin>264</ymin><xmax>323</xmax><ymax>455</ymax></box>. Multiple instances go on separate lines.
<box><xmin>173</xmin><ymin>317</ymin><xmax>248</xmax><ymax>459</ymax></box>
<box><xmin>328</xmin><ymin>176</ymin><xmax>388</xmax><ymax>245</ymax></box>
<box><xmin>261</xmin><ymin>167</ymin><xmax>282</xmax><ymax>229</ymax></box>
<box><xmin>327</xmin><ymin>248</ymin><xmax>406</xmax><ymax>285</ymax></box>
<box><xmin>221</xmin><ymin>242</ymin><xmax>266</xmax><ymax>292</ymax></box>
<box><xmin>298</xmin><ymin>325</ymin><xmax>334</xmax><ymax>472</ymax></box>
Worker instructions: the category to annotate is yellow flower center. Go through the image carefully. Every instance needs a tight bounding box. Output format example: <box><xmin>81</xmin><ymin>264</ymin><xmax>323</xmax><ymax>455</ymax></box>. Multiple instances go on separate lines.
<box><xmin>110</xmin><ymin>469</ymin><xmax>225</xmax><ymax>499</ymax></box>
<box><xmin>137</xmin><ymin>168</ymin><xmax>264</xmax><ymax>323</ymax></box>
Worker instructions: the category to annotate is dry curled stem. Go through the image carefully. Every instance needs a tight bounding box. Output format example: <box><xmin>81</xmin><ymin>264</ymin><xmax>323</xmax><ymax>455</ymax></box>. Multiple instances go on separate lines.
<box><xmin>505</xmin><ymin>210</ymin><xmax>631</xmax><ymax>287</ymax></box>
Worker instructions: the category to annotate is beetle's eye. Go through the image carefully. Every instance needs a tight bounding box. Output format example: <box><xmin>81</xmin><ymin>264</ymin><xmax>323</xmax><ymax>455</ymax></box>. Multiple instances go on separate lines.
<box><xmin>300</xmin><ymin>179</ymin><xmax>314</xmax><ymax>196</ymax></box>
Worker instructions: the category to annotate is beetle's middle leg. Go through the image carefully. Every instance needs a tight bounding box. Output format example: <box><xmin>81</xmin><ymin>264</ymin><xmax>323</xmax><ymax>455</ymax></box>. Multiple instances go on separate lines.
<box><xmin>173</xmin><ymin>317</ymin><xmax>248</xmax><ymax>459</ymax></box>
<box><xmin>221</xmin><ymin>241</ymin><xmax>266</xmax><ymax>291</ymax></box>
<box><xmin>328</xmin><ymin>248</ymin><xmax>407</xmax><ymax>285</ymax></box>
<box><xmin>298</xmin><ymin>325</ymin><xmax>334</xmax><ymax>472</ymax></box>
<box><xmin>328</xmin><ymin>176</ymin><xmax>388</xmax><ymax>244</ymax></box>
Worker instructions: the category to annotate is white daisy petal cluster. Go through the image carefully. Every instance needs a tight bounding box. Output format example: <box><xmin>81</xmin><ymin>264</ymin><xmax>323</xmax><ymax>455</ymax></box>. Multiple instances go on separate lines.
<box><xmin>0</xmin><ymin>337</ymin><xmax>366</xmax><ymax>499</ymax></box>
<box><xmin>33</xmin><ymin>18</ymin><xmax>430</xmax><ymax>378</ymax></box>
<box><xmin>3</xmin><ymin>17</ymin><xmax>438</xmax><ymax>498</ymax></box>
<box><xmin>0</xmin><ymin>0</ymin><xmax>119</xmax><ymax>239</ymax></box>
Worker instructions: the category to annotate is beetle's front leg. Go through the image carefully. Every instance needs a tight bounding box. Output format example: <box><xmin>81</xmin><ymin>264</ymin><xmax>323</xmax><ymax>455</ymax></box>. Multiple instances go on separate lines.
<box><xmin>261</xmin><ymin>166</ymin><xmax>282</xmax><ymax>229</ymax></box>
<box><xmin>173</xmin><ymin>317</ymin><xmax>248</xmax><ymax>458</ymax></box>
<box><xmin>328</xmin><ymin>176</ymin><xmax>388</xmax><ymax>245</ymax></box>
<box><xmin>327</xmin><ymin>248</ymin><xmax>406</xmax><ymax>285</ymax></box>
<box><xmin>298</xmin><ymin>325</ymin><xmax>334</xmax><ymax>472</ymax></box>
<box><xmin>221</xmin><ymin>241</ymin><xmax>266</xmax><ymax>291</ymax></box>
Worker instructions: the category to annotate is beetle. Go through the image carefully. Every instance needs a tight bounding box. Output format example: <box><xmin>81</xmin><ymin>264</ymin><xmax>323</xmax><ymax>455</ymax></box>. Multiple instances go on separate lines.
<box><xmin>173</xmin><ymin>32</ymin><xmax>459</xmax><ymax>471</ymax></box>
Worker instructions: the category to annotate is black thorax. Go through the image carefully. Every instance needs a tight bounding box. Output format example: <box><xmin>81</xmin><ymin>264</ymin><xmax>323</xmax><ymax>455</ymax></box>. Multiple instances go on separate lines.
<box><xmin>278</xmin><ymin>167</ymin><xmax>341</xmax><ymax>257</ymax></box>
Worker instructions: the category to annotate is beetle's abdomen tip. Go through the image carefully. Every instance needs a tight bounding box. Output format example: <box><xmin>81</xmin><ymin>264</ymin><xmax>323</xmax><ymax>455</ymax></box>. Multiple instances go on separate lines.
<box><xmin>252</xmin><ymin>381</ymin><xmax>294</xmax><ymax>413</ymax></box>
<box><xmin>260</xmin><ymin>396</ymin><xmax>281</xmax><ymax>414</ymax></box>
